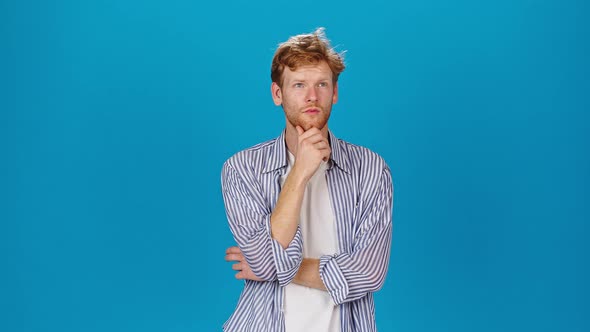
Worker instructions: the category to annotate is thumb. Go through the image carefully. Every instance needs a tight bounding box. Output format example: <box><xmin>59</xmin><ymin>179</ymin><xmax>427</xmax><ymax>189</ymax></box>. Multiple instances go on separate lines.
<box><xmin>296</xmin><ymin>126</ymin><xmax>304</xmax><ymax>136</ymax></box>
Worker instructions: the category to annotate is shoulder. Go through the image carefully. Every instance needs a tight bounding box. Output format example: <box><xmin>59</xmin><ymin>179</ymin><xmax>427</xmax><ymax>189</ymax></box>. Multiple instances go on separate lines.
<box><xmin>334</xmin><ymin>137</ymin><xmax>394</xmax><ymax>201</ymax></box>
<box><xmin>222</xmin><ymin>137</ymin><xmax>276</xmax><ymax>174</ymax></box>
<box><xmin>336</xmin><ymin>138</ymin><xmax>390</xmax><ymax>175</ymax></box>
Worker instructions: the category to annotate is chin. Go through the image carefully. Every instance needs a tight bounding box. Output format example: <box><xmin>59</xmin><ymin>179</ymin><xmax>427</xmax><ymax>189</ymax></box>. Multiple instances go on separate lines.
<box><xmin>288</xmin><ymin>117</ymin><xmax>329</xmax><ymax>132</ymax></box>
<box><xmin>296</xmin><ymin>122</ymin><xmax>317</xmax><ymax>130</ymax></box>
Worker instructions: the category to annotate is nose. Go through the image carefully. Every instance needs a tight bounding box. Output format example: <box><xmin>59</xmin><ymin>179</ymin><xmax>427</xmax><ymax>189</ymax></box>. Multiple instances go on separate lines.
<box><xmin>306</xmin><ymin>87</ymin><xmax>318</xmax><ymax>103</ymax></box>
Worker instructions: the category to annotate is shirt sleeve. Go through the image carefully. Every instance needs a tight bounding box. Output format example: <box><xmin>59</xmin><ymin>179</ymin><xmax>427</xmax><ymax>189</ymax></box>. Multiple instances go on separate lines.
<box><xmin>319</xmin><ymin>166</ymin><xmax>393</xmax><ymax>305</ymax></box>
<box><xmin>222</xmin><ymin>161</ymin><xmax>303</xmax><ymax>286</ymax></box>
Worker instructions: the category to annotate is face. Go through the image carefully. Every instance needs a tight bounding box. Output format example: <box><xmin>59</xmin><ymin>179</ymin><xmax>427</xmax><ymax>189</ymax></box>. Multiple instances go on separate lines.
<box><xmin>271</xmin><ymin>61</ymin><xmax>338</xmax><ymax>132</ymax></box>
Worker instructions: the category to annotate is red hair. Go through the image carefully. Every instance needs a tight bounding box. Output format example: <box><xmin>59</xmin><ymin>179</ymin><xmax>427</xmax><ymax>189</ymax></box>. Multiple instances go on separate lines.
<box><xmin>271</xmin><ymin>28</ymin><xmax>346</xmax><ymax>87</ymax></box>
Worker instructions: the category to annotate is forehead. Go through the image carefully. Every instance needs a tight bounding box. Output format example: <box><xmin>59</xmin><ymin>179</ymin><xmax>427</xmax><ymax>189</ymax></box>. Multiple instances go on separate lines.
<box><xmin>283</xmin><ymin>61</ymin><xmax>333</xmax><ymax>82</ymax></box>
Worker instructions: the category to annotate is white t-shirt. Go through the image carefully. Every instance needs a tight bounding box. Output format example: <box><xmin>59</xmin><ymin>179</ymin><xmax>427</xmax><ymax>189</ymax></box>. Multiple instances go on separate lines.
<box><xmin>281</xmin><ymin>152</ymin><xmax>340</xmax><ymax>332</ymax></box>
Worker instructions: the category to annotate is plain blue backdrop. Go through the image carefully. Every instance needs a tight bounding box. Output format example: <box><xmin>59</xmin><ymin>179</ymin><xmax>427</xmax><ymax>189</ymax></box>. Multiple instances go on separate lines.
<box><xmin>2</xmin><ymin>0</ymin><xmax>588</xmax><ymax>331</ymax></box>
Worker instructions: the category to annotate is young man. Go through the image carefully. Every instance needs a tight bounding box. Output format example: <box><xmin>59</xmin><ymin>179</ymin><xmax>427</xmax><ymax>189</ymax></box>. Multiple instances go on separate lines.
<box><xmin>221</xmin><ymin>28</ymin><xmax>393</xmax><ymax>332</ymax></box>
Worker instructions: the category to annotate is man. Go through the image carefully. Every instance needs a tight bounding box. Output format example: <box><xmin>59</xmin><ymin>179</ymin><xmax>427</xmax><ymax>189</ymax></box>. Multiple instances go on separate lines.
<box><xmin>221</xmin><ymin>28</ymin><xmax>393</xmax><ymax>332</ymax></box>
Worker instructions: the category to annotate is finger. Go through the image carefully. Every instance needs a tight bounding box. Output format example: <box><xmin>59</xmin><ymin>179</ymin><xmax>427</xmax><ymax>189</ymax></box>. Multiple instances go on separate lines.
<box><xmin>298</xmin><ymin>127</ymin><xmax>322</xmax><ymax>140</ymax></box>
<box><xmin>321</xmin><ymin>148</ymin><xmax>332</xmax><ymax>161</ymax></box>
<box><xmin>226</xmin><ymin>246</ymin><xmax>241</xmax><ymax>254</ymax></box>
<box><xmin>296</xmin><ymin>126</ymin><xmax>304</xmax><ymax>136</ymax></box>
<box><xmin>232</xmin><ymin>263</ymin><xmax>242</xmax><ymax>271</ymax></box>
<box><xmin>225</xmin><ymin>253</ymin><xmax>244</xmax><ymax>262</ymax></box>
<box><xmin>235</xmin><ymin>271</ymin><xmax>244</xmax><ymax>280</ymax></box>
<box><xmin>314</xmin><ymin>141</ymin><xmax>329</xmax><ymax>149</ymax></box>
<box><xmin>300</xmin><ymin>133</ymin><xmax>327</xmax><ymax>146</ymax></box>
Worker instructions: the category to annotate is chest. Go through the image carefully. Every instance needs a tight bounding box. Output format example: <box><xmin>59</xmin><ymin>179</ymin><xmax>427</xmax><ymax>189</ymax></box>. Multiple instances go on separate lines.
<box><xmin>263</xmin><ymin>168</ymin><xmax>360</xmax><ymax>252</ymax></box>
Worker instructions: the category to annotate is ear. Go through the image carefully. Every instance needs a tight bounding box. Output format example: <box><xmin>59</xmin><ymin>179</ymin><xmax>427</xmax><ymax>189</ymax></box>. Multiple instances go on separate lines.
<box><xmin>332</xmin><ymin>81</ymin><xmax>339</xmax><ymax>104</ymax></box>
<box><xmin>271</xmin><ymin>82</ymin><xmax>282</xmax><ymax>106</ymax></box>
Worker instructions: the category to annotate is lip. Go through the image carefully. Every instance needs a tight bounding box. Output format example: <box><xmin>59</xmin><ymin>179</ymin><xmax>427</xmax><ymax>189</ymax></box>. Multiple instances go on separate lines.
<box><xmin>304</xmin><ymin>108</ymin><xmax>320</xmax><ymax>113</ymax></box>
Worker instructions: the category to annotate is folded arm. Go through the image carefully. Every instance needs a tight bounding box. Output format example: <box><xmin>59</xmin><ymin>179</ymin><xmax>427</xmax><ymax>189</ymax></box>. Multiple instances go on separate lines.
<box><xmin>222</xmin><ymin>127</ymin><xmax>331</xmax><ymax>286</ymax></box>
<box><xmin>222</xmin><ymin>162</ymin><xmax>303</xmax><ymax>285</ymax></box>
<box><xmin>318</xmin><ymin>167</ymin><xmax>393</xmax><ymax>304</ymax></box>
<box><xmin>228</xmin><ymin>165</ymin><xmax>394</xmax><ymax>304</ymax></box>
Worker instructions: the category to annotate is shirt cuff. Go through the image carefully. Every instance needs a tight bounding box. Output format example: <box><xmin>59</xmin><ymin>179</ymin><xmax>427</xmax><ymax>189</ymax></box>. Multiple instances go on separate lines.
<box><xmin>319</xmin><ymin>254</ymin><xmax>349</xmax><ymax>305</ymax></box>
<box><xmin>268</xmin><ymin>221</ymin><xmax>303</xmax><ymax>287</ymax></box>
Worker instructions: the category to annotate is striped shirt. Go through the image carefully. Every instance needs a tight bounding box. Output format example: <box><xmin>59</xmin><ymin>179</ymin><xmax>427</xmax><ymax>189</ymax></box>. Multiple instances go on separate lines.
<box><xmin>221</xmin><ymin>130</ymin><xmax>394</xmax><ymax>332</ymax></box>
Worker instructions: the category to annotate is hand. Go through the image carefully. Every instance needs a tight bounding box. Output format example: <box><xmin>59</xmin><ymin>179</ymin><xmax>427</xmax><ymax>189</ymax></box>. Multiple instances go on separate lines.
<box><xmin>225</xmin><ymin>246</ymin><xmax>262</xmax><ymax>281</ymax></box>
<box><xmin>293</xmin><ymin>126</ymin><xmax>331</xmax><ymax>181</ymax></box>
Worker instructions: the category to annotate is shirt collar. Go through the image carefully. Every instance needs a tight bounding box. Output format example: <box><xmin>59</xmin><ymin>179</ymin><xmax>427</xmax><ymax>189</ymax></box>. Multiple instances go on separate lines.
<box><xmin>261</xmin><ymin>129</ymin><xmax>351</xmax><ymax>174</ymax></box>
<box><xmin>262</xmin><ymin>130</ymin><xmax>288</xmax><ymax>174</ymax></box>
<box><xmin>328</xmin><ymin>130</ymin><xmax>351</xmax><ymax>174</ymax></box>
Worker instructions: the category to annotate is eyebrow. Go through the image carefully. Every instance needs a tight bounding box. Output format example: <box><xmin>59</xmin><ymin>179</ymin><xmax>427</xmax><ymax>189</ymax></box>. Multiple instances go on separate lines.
<box><xmin>287</xmin><ymin>77</ymin><xmax>331</xmax><ymax>84</ymax></box>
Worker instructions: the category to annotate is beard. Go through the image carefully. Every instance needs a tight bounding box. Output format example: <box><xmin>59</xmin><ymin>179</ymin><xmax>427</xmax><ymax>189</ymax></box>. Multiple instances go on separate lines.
<box><xmin>283</xmin><ymin>104</ymin><xmax>332</xmax><ymax>131</ymax></box>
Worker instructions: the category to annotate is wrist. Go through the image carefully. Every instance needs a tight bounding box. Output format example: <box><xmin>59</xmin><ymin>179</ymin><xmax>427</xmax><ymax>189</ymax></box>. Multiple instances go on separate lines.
<box><xmin>289</xmin><ymin>165</ymin><xmax>311</xmax><ymax>187</ymax></box>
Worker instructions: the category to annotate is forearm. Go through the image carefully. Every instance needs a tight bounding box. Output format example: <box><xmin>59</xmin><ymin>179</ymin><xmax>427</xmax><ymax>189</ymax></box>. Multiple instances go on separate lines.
<box><xmin>223</xmin><ymin>162</ymin><xmax>298</xmax><ymax>282</ymax></box>
<box><xmin>293</xmin><ymin>258</ymin><xmax>327</xmax><ymax>291</ymax></box>
<box><xmin>270</xmin><ymin>169</ymin><xmax>307</xmax><ymax>249</ymax></box>
<box><xmin>319</xmin><ymin>222</ymin><xmax>392</xmax><ymax>303</ymax></box>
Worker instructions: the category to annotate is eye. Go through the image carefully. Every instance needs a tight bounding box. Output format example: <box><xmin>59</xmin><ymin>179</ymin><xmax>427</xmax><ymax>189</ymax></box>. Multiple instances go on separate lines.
<box><xmin>294</xmin><ymin>83</ymin><xmax>305</xmax><ymax>88</ymax></box>
<box><xmin>318</xmin><ymin>82</ymin><xmax>329</xmax><ymax>88</ymax></box>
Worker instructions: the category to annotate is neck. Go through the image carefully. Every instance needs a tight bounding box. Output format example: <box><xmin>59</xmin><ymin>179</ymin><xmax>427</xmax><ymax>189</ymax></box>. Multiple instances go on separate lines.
<box><xmin>285</xmin><ymin>124</ymin><xmax>329</xmax><ymax>157</ymax></box>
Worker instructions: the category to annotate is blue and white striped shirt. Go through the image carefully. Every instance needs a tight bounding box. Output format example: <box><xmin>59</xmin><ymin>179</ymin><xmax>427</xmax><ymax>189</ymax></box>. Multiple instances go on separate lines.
<box><xmin>221</xmin><ymin>130</ymin><xmax>393</xmax><ymax>332</ymax></box>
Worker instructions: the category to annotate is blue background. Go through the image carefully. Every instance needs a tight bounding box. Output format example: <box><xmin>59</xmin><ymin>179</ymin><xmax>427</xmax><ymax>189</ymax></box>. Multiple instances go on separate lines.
<box><xmin>2</xmin><ymin>0</ymin><xmax>588</xmax><ymax>331</ymax></box>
